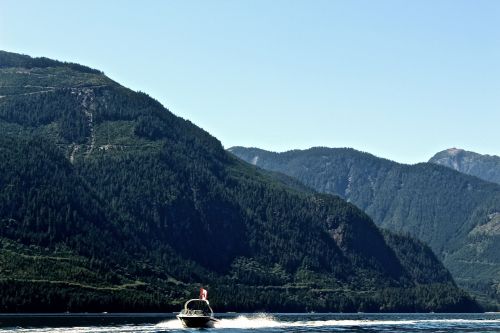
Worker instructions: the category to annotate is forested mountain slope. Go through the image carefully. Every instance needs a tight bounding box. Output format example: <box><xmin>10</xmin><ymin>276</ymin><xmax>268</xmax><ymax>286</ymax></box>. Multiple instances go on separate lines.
<box><xmin>0</xmin><ymin>51</ymin><xmax>479</xmax><ymax>312</ymax></box>
<box><xmin>229</xmin><ymin>146</ymin><xmax>500</xmax><ymax>309</ymax></box>
<box><xmin>430</xmin><ymin>148</ymin><xmax>500</xmax><ymax>185</ymax></box>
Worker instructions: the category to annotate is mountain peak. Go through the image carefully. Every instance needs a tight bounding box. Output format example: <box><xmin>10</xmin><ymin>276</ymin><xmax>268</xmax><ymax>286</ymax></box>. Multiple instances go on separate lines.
<box><xmin>445</xmin><ymin>147</ymin><xmax>464</xmax><ymax>156</ymax></box>
<box><xmin>430</xmin><ymin>148</ymin><xmax>500</xmax><ymax>185</ymax></box>
<box><xmin>0</xmin><ymin>50</ymin><xmax>102</xmax><ymax>74</ymax></box>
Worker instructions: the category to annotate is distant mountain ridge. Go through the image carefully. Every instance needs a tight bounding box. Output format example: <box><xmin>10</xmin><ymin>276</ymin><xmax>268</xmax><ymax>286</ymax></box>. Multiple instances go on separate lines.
<box><xmin>0</xmin><ymin>50</ymin><xmax>478</xmax><ymax>312</ymax></box>
<box><xmin>229</xmin><ymin>146</ymin><xmax>500</xmax><ymax>309</ymax></box>
<box><xmin>430</xmin><ymin>148</ymin><xmax>500</xmax><ymax>185</ymax></box>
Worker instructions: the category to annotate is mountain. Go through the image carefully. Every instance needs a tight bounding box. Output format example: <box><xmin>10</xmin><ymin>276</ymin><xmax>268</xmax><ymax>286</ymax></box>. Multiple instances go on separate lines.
<box><xmin>229</xmin><ymin>146</ymin><xmax>500</xmax><ymax>309</ymax></box>
<box><xmin>0</xmin><ymin>50</ymin><xmax>479</xmax><ymax>312</ymax></box>
<box><xmin>430</xmin><ymin>148</ymin><xmax>500</xmax><ymax>185</ymax></box>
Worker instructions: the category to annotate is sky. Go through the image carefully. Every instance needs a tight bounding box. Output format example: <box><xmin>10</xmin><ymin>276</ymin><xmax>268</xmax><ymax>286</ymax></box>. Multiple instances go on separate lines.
<box><xmin>1</xmin><ymin>0</ymin><xmax>499</xmax><ymax>164</ymax></box>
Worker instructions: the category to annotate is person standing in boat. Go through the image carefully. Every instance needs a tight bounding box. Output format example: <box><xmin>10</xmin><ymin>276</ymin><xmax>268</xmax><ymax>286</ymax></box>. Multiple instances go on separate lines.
<box><xmin>200</xmin><ymin>288</ymin><xmax>208</xmax><ymax>301</ymax></box>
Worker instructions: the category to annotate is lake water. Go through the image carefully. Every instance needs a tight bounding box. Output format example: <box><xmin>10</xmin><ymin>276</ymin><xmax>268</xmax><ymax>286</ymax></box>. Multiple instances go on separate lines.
<box><xmin>0</xmin><ymin>313</ymin><xmax>499</xmax><ymax>333</ymax></box>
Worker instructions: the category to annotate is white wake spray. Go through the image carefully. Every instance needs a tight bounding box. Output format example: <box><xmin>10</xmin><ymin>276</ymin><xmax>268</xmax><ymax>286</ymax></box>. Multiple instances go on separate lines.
<box><xmin>213</xmin><ymin>314</ymin><xmax>282</xmax><ymax>329</ymax></box>
<box><xmin>155</xmin><ymin>318</ymin><xmax>184</xmax><ymax>329</ymax></box>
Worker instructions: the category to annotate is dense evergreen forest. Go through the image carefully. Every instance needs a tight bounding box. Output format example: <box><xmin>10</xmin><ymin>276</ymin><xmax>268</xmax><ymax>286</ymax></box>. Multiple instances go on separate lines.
<box><xmin>229</xmin><ymin>146</ymin><xmax>500</xmax><ymax>309</ymax></box>
<box><xmin>0</xmin><ymin>50</ymin><xmax>480</xmax><ymax>312</ymax></box>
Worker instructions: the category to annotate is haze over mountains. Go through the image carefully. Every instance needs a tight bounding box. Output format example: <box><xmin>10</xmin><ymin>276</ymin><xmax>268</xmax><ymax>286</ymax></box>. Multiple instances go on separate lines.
<box><xmin>430</xmin><ymin>148</ymin><xmax>500</xmax><ymax>185</ymax></box>
<box><xmin>229</xmin><ymin>146</ymin><xmax>500</xmax><ymax>308</ymax></box>
<box><xmin>0</xmin><ymin>51</ymin><xmax>479</xmax><ymax>312</ymax></box>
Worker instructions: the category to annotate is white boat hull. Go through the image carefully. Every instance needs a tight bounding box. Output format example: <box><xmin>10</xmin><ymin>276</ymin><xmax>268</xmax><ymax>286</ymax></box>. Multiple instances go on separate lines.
<box><xmin>177</xmin><ymin>314</ymin><xmax>216</xmax><ymax>328</ymax></box>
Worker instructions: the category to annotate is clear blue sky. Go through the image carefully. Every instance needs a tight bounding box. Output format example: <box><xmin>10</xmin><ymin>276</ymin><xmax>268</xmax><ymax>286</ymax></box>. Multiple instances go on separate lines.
<box><xmin>2</xmin><ymin>0</ymin><xmax>499</xmax><ymax>163</ymax></box>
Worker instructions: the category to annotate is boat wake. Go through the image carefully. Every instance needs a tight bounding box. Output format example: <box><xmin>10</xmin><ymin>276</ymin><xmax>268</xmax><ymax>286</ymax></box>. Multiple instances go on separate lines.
<box><xmin>214</xmin><ymin>314</ymin><xmax>282</xmax><ymax>329</ymax></box>
<box><xmin>155</xmin><ymin>314</ymin><xmax>500</xmax><ymax>330</ymax></box>
<box><xmin>3</xmin><ymin>315</ymin><xmax>500</xmax><ymax>332</ymax></box>
<box><xmin>155</xmin><ymin>318</ymin><xmax>184</xmax><ymax>329</ymax></box>
<box><xmin>154</xmin><ymin>313</ymin><xmax>283</xmax><ymax>329</ymax></box>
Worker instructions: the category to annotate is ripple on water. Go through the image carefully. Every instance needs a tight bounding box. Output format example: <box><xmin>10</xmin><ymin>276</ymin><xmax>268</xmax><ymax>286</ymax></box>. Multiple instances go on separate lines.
<box><xmin>1</xmin><ymin>314</ymin><xmax>500</xmax><ymax>333</ymax></box>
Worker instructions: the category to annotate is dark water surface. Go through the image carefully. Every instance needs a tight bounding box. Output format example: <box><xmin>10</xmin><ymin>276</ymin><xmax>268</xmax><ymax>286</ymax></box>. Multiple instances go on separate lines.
<box><xmin>0</xmin><ymin>313</ymin><xmax>499</xmax><ymax>333</ymax></box>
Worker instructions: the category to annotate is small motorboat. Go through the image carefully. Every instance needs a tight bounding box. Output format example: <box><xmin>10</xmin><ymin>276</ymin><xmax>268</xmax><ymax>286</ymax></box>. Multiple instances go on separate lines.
<box><xmin>177</xmin><ymin>288</ymin><xmax>218</xmax><ymax>328</ymax></box>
